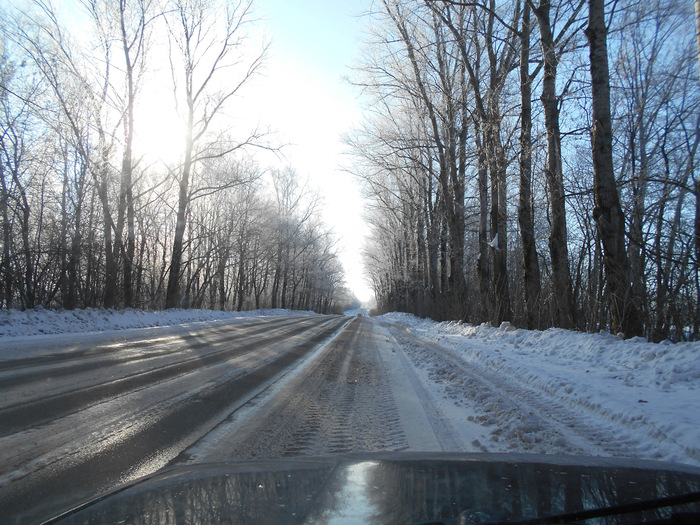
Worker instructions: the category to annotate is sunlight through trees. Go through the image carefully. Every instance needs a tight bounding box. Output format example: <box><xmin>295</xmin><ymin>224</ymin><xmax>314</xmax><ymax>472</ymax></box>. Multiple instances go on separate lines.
<box><xmin>0</xmin><ymin>0</ymin><xmax>350</xmax><ymax>314</ymax></box>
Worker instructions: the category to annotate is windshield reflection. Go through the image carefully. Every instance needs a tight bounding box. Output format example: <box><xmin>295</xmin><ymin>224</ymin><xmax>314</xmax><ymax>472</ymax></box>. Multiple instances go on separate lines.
<box><xmin>310</xmin><ymin>461</ymin><xmax>383</xmax><ymax>525</ymax></box>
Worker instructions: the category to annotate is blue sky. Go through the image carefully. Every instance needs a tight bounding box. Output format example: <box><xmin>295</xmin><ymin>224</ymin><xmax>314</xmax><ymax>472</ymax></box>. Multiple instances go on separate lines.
<box><xmin>258</xmin><ymin>0</ymin><xmax>367</xmax><ymax>73</ymax></box>
<box><xmin>252</xmin><ymin>0</ymin><xmax>375</xmax><ymax>303</ymax></box>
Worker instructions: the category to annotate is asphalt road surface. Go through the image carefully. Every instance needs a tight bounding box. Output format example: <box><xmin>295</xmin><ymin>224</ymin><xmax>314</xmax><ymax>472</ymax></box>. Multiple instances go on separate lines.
<box><xmin>0</xmin><ymin>315</ymin><xmax>363</xmax><ymax>523</ymax></box>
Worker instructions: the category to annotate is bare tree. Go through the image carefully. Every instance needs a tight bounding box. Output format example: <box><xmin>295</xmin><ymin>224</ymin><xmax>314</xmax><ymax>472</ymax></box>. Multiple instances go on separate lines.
<box><xmin>382</xmin><ymin>1</ymin><xmax>470</xmax><ymax>316</ymax></box>
<box><xmin>586</xmin><ymin>0</ymin><xmax>643</xmax><ymax>337</ymax></box>
<box><xmin>269</xmin><ymin>167</ymin><xmax>320</xmax><ymax>309</ymax></box>
<box><xmin>518</xmin><ymin>0</ymin><xmax>542</xmax><ymax>328</ymax></box>
<box><xmin>528</xmin><ymin>0</ymin><xmax>585</xmax><ymax>328</ymax></box>
<box><xmin>431</xmin><ymin>0</ymin><xmax>521</xmax><ymax>324</ymax></box>
<box><xmin>164</xmin><ymin>0</ymin><xmax>266</xmax><ymax>308</ymax></box>
<box><xmin>114</xmin><ymin>0</ymin><xmax>155</xmax><ymax>307</ymax></box>
<box><xmin>694</xmin><ymin>0</ymin><xmax>700</xmax><ymax>329</ymax></box>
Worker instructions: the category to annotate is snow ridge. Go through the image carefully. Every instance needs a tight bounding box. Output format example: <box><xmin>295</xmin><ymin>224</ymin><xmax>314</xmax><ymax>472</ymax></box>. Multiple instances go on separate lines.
<box><xmin>0</xmin><ymin>307</ymin><xmax>317</xmax><ymax>338</ymax></box>
<box><xmin>379</xmin><ymin>313</ymin><xmax>700</xmax><ymax>466</ymax></box>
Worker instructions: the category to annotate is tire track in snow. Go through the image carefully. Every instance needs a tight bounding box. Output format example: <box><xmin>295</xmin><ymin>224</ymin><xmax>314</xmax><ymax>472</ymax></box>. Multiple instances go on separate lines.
<box><xmin>217</xmin><ymin>317</ymin><xmax>408</xmax><ymax>460</ymax></box>
<box><xmin>385</xmin><ymin>322</ymin><xmax>643</xmax><ymax>458</ymax></box>
<box><xmin>390</xmin><ymin>338</ymin><xmax>466</xmax><ymax>452</ymax></box>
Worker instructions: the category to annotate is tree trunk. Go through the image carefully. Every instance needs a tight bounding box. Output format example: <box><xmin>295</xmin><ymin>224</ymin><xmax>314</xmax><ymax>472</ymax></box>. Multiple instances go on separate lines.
<box><xmin>281</xmin><ymin>257</ymin><xmax>289</xmax><ymax>310</ymax></box>
<box><xmin>125</xmin><ymin>199</ymin><xmax>135</xmax><ymax>307</ymax></box>
<box><xmin>693</xmin><ymin>176</ymin><xmax>699</xmax><ymax>338</ymax></box>
<box><xmin>651</xmin><ymin>185</ymin><xmax>669</xmax><ymax>341</ymax></box>
<box><xmin>165</xmin><ymin>107</ymin><xmax>194</xmax><ymax>309</ymax></box>
<box><xmin>236</xmin><ymin>238</ymin><xmax>246</xmax><ymax>311</ymax></box>
<box><xmin>425</xmin><ymin>178</ymin><xmax>440</xmax><ymax>317</ymax></box>
<box><xmin>18</xmin><ymin>185</ymin><xmax>34</xmax><ymax>309</ymax></box>
<box><xmin>60</xmin><ymin>157</ymin><xmax>69</xmax><ymax>306</ymax></box>
<box><xmin>164</xmin><ymin>172</ymin><xmax>188</xmax><ymax>309</ymax></box>
<box><xmin>586</xmin><ymin>0</ymin><xmax>644</xmax><ymax>337</ymax></box>
<box><xmin>218</xmin><ymin>249</ymin><xmax>228</xmax><ymax>310</ymax></box>
<box><xmin>67</xmin><ymin>162</ymin><xmax>84</xmax><ymax>310</ymax></box>
<box><xmin>451</xmin><ymin>75</ymin><xmax>469</xmax><ymax>312</ymax></box>
<box><xmin>627</xmin><ymin>125</ymin><xmax>649</xmax><ymax>330</ymax></box>
<box><xmin>519</xmin><ymin>1</ymin><xmax>542</xmax><ymax>329</ymax></box>
<box><xmin>95</xmin><ymin>138</ymin><xmax>119</xmax><ymax>309</ymax></box>
<box><xmin>695</xmin><ymin>176</ymin><xmax>699</xmax><ymax>311</ymax></box>
<box><xmin>695</xmin><ymin>0</ymin><xmax>700</xmax><ymax>80</ymax></box>
<box><xmin>120</xmin><ymin>4</ymin><xmax>136</xmax><ymax>309</ymax></box>
<box><xmin>0</xmin><ymin>160</ymin><xmax>12</xmax><ymax>308</ymax></box>
<box><xmin>487</xmin><ymin>99</ymin><xmax>512</xmax><ymax>324</ymax></box>
<box><xmin>271</xmin><ymin>263</ymin><xmax>281</xmax><ymax>309</ymax></box>
<box><xmin>535</xmin><ymin>0</ymin><xmax>574</xmax><ymax>328</ymax></box>
<box><xmin>474</xmin><ymin>120</ymin><xmax>491</xmax><ymax>321</ymax></box>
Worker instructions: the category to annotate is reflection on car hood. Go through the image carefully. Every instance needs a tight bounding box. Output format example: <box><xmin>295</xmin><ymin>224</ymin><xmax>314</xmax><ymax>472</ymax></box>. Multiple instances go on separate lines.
<box><xmin>48</xmin><ymin>452</ymin><xmax>700</xmax><ymax>524</ymax></box>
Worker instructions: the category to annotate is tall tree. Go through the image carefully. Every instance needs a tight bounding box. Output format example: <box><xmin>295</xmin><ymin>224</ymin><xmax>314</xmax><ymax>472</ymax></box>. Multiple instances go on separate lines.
<box><xmin>115</xmin><ymin>0</ymin><xmax>154</xmax><ymax>307</ymax></box>
<box><xmin>383</xmin><ymin>0</ymin><xmax>468</xmax><ymax>314</ymax></box>
<box><xmin>694</xmin><ymin>0</ymin><xmax>700</xmax><ymax>315</ymax></box>
<box><xmin>164</xmin><ymin>0</ymin><xmax>265</xmax><ymax>308</ymax></box>
<box><xmin>429</xmin><ymin>0</ymin><xmax>520</xmax><ymax>323</ymax></box>
<box><xmin>585</xmin><ymin>0</ymin><xmax>643</xmax><ymax>337</ymax></box>
<box><xmin>528</xmin><ymin>0</ymin><xmax>585</xmax><ymax>328</ymax></box>
<box><xmin>518</xmin><ymin>0</ymin><xmax>542</xmax><ymax>329</ymax></box>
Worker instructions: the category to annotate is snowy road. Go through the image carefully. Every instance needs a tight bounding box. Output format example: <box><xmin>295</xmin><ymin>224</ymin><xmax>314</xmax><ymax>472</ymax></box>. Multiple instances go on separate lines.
<box><xmin>0</xmin><ymin>315</ymin><xmax>347</xmax><ymax>523</ymax></box>
<box><xmin>184</xmin><ymin>315</ymin><xmax>463</xmax><ymax>462</ymax></box>
<box><xmin>1</xmin><ymin>311</ymin><xmax>698</xmax><ymax>523</ymax></box>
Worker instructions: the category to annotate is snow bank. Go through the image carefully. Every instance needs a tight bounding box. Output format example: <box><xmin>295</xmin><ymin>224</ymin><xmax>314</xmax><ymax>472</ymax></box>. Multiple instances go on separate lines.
<box><xmin>378</xmin><ymin>312</ymin><xmax>700</xmax><ymax>466</ymax></box>
<box><xmin>380</xmin><ymin>314</ymin><xmax>700</xmax><ymax>391</ymax></box>
<box><xmin>0</xmin><ymin>307</ymin><xmax>317</xmax><ymax>338</ymax></box>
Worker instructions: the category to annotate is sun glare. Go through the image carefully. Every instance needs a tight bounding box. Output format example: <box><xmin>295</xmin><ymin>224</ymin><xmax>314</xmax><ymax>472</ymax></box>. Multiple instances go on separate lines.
<box><xmin>133</xmin><ymin>98</ymin><xmax>186</xmax><ymax>165</ymax></box>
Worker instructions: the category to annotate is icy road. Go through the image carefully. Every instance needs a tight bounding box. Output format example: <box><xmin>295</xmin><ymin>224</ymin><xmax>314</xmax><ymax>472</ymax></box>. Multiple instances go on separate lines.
<box><xmin>1</xmin><ymin>312</ymin><xmax>698</xmax><ymax>523</ymax></box>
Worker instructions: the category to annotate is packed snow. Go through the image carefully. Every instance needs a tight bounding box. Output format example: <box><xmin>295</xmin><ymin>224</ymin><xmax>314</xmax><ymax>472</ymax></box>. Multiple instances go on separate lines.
<box><xmin>377</xmin><ymin>312</ymin><xmax>700</xmax><ymax>467</ymax></box>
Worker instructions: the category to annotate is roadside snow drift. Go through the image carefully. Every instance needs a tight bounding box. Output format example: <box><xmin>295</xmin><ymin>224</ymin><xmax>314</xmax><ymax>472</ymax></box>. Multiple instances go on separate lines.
<box><xmin>378</xmin><ymin>313</ymin><xmax>700</xmax><ymax>467</ymax></box>
<box><xmin>0</xmin><ymin>307</ymin><xmax>317</xmax><ymax>338</ymax></box>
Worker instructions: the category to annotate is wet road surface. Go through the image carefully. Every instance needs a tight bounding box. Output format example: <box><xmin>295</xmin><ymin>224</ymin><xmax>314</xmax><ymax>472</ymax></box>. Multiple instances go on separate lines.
<box><xmin>0</xmin><ymin>315</ymin><xmax>348</xmax><ymax>523</ymax></box>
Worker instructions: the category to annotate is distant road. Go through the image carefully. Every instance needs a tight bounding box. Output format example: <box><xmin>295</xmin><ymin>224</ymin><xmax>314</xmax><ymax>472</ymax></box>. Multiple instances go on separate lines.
<box><xmin>0</xmin><ymin>315</ymin><xmax>349</xmax><ymax>523</ymax></box>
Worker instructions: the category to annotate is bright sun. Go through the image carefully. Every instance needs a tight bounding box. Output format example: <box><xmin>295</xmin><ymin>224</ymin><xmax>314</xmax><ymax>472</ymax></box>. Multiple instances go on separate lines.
<box><xmin>133</xmin><ymin>96</ymin><xmax>186</xmax><ymax>165</ymax></box>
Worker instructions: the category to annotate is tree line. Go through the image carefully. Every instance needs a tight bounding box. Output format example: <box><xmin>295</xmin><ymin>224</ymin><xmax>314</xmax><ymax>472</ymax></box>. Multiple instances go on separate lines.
<box><xmin>350</xmin><ymin>0</ymin><xmax>699</xmax><ymax>340</ymax></box>
<box><xmin>0</xmin><ymin>0</ymin><xmax>348</xmax><ymax>314</ymax></box>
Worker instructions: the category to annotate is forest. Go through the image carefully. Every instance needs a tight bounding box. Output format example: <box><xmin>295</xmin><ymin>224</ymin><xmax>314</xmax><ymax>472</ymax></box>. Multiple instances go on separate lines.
<box><xmin>0</xmin><ymin>0</ymin><xmax>349</xmax><ymax>315</ymax></box>
<box><xmin>350</xmin><ymin>0</ymin><xmax>699</xmax><ymax>341</ymax></box>
<box><xmin>1</xmin><ymin>0</ymin><xmax>698</xmax><ymax>341</ymax></box>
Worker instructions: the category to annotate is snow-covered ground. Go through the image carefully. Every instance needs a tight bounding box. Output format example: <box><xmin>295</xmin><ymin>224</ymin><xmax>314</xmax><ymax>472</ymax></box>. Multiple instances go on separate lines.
<box><xmin>377</xmin><ymin>312</ymin><xmax>700</xmax><ymax>467</ymax></box>
<box><xmin>0</xmin><ymin>307</ymin><xmax>318</xmax><ymax>338</ymax></box>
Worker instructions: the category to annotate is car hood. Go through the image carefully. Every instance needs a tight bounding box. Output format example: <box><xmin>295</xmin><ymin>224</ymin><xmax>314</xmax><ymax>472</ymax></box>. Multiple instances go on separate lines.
<box><xmin>48</xmin><ymin>452</ymin><xmax>700</xmax><ymax>524</ymax></box>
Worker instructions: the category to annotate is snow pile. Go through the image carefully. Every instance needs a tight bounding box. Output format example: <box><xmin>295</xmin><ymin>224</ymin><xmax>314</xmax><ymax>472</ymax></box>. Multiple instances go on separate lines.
<box><xmin>0</xmin><ymin>307</ymin><xmax>317</xmax><ymax>338</ymax></box>
<box><xmin>378</xmin><ymin>312</ymin><xmax>700</xmax><ymax>466</ymax></box>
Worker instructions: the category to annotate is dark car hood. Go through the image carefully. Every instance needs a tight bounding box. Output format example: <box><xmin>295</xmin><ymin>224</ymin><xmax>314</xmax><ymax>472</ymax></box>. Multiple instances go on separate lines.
<box><xmin>48</xmin><ymin>452</ymin><xmax>700</xmax><ymax>524</ymax></box>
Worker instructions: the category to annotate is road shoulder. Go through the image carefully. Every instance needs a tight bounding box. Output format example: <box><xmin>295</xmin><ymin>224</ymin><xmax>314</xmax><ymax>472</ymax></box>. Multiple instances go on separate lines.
<box><xmin>372</xmin><ymin>321</ymin><xmax>475</xmax><ymax>452</ymax></box>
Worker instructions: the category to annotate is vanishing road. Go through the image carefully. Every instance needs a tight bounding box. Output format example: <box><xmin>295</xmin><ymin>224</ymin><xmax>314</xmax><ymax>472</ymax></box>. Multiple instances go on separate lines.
<box><xmin>0</xmin><ymin>315</ymin><xmax>463</xmax><ymax>524</ymax></box>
